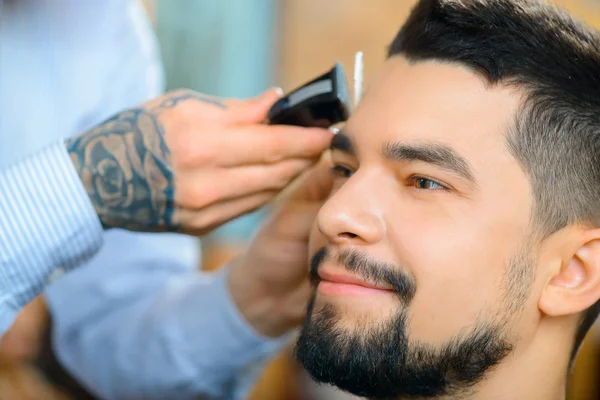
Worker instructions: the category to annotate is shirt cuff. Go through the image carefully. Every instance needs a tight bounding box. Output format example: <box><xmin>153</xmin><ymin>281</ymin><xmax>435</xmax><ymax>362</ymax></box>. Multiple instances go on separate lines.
<box><xmin>0</xmin><ymin>141</ymin><xmax>103</xmax><ymax>332</ymax></box>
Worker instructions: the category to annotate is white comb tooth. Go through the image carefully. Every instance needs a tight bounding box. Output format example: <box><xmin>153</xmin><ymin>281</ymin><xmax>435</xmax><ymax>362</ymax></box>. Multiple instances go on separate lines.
<box><xmin>353</xmin><ymin>51</ymin><xmax>364</xmax><ymax>107</ymax></box>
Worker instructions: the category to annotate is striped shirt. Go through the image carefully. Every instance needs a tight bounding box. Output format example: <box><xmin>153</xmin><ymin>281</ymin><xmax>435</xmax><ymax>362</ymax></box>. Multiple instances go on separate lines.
<box><xmin>0</xmin><ymin>141</ymin><xmax>103</xmax><ymax>333</ymax></box>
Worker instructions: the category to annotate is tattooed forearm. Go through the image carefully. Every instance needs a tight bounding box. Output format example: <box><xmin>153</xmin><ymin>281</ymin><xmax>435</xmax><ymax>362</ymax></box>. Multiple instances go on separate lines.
<box><xmin>66</xmin><ymin>105</ymin><xmax>175</xmax><ymax>231</ymax></box>
<box><xmin>65</xmin><ymin>90</ymin><xmax>226</xmax><ymax>232</ymax></box>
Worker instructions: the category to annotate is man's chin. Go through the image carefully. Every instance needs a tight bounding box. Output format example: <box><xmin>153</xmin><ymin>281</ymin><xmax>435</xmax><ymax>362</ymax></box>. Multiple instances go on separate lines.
<box><xmin>296</xmin><ymin>300</ymin><xmax>514</xmax><ymax>400</ymax></box>
<box><xmin>294</xmin><ymin>302</ymin><xmax>407</xmax><ymax>399</ymax></box>
<box><xmin>311</xmin><ymin>294</ymin><xmax>400</xmax><ymax>329</ymax></box>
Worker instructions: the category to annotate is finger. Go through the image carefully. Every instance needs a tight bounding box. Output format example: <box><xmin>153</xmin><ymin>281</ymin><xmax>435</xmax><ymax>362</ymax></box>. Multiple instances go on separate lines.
<box><xmin>268</xmin><ymin>201</ymin><xmax>323</xmax><ymax>241</ymax></box>
<box><xmin>282</xmin><ymin>153</ymin><xmax>335</xmax><ymax>203</ymax></box>
<box><xmin>223</xmin><ymin>87</ymin><xmax>283</xmax><ymax>125</ymax></box>
<box><xmin>176</xmin><ymin>158</ymin><xmax>315</xmax><ymax>209</ymax></box>
<box><xmin>181</xmin><ymin>190</ymin><xmax>279</xmax><ymax>236</ymax></box>
<box><xmin>264</xmin><ymin>155</ymin><xmax>333</xmax><ymax>238</ymax></box>
<box><xmin>215</xmin><ymin>124</ymin><xmax>333</xmax><ymax>166</ymax></box>
<box><xmin>220</xmin><ymin>158</ymin><xmax>316</xmax><ymax>198</ymax></box>
<box><xmin>268</xmin><ymin>280</ymin><xmax>311</xmax><ymax>328</ymax></box>
<box><xmin>286</xmin><ymin>281</ymin><xmax>312</xmax><ymax>325</ymax></box>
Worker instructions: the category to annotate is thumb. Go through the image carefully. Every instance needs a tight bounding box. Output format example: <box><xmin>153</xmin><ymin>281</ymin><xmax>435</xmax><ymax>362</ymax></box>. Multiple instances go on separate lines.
<box><xmin>285</xmin><ymin>151</ymin><xmax>335</xmax><ymax>203</ymax></box>
<box><xmin>225</xmin><ymin>87</ymin><xmax>284</xmax><ymax>125</ymax></box>
<box><xmin>266</xmin><ymin>153</ymin><xmax>334</xmax><ymax>241</ymax></box>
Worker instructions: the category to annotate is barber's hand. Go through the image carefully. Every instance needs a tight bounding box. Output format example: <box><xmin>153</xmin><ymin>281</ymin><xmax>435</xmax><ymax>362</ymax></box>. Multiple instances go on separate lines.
<box><xmin>65</xmin><ymin>89</ymin><xmax>332</xmax><ymax>234</ymax></box>
<box><xmin>228</xmin><ymin>154</ymin><xmax>334</xmax><ymax>337</ymax></box>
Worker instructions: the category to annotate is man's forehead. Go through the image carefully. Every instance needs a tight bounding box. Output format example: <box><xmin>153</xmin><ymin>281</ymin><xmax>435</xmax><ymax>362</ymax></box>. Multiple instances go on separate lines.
<box><xmin>371</xmin><ymin>56</ymin><xmax>496</xmax><ymax>95</ymax></box>
<box><xmin>343</xmin><ymin>56</ymin><xmax>521</xmax><ymax>156</ymax></box>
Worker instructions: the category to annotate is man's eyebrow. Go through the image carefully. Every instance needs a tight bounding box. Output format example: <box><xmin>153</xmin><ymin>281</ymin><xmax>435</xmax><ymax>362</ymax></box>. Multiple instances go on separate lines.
<box><xmin>329</xmin><ymin>131</ymin><xmax>355</xmax><ymax>155</ymax></box>
<box><xmin>383</xmin><ymin>142</ymin><xmax>476</xmax><ymax>183</ymax></box>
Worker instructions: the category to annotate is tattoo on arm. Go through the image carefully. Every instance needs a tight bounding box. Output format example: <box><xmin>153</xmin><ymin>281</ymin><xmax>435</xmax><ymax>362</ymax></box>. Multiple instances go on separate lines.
<box><xmin>65</xmin><ymin>91</ymin><xmax>226</xmax><ymax>232</ymax></box>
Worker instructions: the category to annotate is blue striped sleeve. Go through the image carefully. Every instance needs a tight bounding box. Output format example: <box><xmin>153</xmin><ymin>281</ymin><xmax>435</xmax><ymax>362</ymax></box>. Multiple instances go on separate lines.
<box><xmin>0</xmin><ymin>141</ymin><xmax>103</xmax><ymax>334</ymax></box>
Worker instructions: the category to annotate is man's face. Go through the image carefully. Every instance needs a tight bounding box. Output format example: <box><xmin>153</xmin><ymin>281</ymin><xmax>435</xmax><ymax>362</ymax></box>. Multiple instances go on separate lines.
<box><xmin>297</xmin><ymin>56</ymin><xmax>541</xmax><ymax>398</ymax></box>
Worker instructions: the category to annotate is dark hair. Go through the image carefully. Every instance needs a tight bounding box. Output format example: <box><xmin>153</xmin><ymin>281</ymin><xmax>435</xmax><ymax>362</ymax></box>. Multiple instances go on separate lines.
<box><xmin>388</xmin><ymin>0</ymin><xmax>600</xmax><ymax>357</ymax></box>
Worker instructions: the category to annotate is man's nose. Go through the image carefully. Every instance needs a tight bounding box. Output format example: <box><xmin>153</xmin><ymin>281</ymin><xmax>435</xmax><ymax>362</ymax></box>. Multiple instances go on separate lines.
<box><xmin>316</xmin><ymin>172</ymin><xmax>385</xmax><ymax>245</ymax></box>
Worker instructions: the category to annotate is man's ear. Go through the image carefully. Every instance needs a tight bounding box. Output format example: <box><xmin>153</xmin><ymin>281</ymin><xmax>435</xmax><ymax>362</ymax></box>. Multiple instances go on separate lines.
<box><xmin>539</xmin><ymin>229</ymin><xmax>600</xmax><ymax>317</ymax></box>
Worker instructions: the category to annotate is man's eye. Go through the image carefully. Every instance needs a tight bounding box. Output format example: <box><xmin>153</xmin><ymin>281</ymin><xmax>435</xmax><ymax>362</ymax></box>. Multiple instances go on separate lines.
<box><xmin>411</xmin><ymin>177</ymin><xmax>446</xmax><ymax>190</ymax></box>
<box><xmin>330</xmin><ymin>165</ymin><xmax>353</xmax><ymax>178</ymax></box>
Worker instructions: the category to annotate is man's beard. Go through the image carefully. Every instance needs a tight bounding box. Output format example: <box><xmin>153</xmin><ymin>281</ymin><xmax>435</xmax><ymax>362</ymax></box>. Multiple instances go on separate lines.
<box><xmin>294</xmin><ymin>247</ymin><xmax>528</xmax><ymax>399</ymax></box>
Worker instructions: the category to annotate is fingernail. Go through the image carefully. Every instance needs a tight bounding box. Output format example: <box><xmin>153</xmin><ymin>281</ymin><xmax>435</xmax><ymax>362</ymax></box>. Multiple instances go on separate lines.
<box><xmin>274</xmin><ymin>87</ymin><xmax>284</xmax><ymax>96</ymax></box>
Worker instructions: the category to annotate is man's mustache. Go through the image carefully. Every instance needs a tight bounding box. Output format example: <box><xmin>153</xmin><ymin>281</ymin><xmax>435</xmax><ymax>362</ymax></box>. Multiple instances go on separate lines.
<box><xmin>309</xmin><ymin>247</ymin><xmax>417</xmax><ymax>305</ymax></box>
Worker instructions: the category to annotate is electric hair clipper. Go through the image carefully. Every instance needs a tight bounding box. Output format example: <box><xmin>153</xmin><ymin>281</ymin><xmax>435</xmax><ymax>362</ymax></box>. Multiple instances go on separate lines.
<box><xmin>268</xmin><ymin>62</ymin><xmax>352</xmax><ymax>128</ymax></box>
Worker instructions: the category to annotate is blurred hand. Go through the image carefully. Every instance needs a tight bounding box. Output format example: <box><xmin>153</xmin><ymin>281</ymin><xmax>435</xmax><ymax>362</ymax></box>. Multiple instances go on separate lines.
<box><xmin>0</xmin><ymin>297</ymin><xmax>48</xmax><ymax>362</ymax></box>
<box><xmin>66</xmin><ymin>88</ymin><xmax>333</xmax><ymax>235</ymax></box>
<box><xmin>0</xmin><ymin>362</ymin><xmax>69</xmax><ymax>400</ymax></box>
<box><xmin>228</xmin><ymin>154</ymin><xmax>334</xmax><ymax>337</ymax></box>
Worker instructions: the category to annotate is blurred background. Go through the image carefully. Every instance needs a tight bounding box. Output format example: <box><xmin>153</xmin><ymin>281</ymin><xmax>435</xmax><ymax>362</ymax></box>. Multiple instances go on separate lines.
<box><xmin>2</xmin><ymin>0</ymin><xmax>600</xmax><ymax>398</ymax></box>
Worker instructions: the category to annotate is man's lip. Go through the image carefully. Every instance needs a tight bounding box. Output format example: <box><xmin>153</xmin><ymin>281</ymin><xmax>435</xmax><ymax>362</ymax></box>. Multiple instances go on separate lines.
<box><xmin>318</xmin><ymin>268</ymin><xmax>392</xmax><ymax>291</ymax></box>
